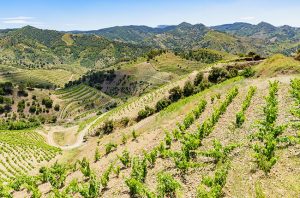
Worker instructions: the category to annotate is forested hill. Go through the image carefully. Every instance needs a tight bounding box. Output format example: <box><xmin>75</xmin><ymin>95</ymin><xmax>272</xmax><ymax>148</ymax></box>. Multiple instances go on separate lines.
<box><xmin>73</xmin><ymin>22</ymin><xmax>300</xmax><ymax>56</ymax></box>
<box><xmin>0</xmin><ymin>26</ymin><xmax>151</xmax><ymax>69</ymax></box>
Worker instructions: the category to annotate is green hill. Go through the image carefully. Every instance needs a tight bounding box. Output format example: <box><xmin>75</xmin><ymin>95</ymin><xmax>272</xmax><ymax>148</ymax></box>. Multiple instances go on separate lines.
<box><xmin>0</xmin><ymin>26</ymin><xmax>151</xmax><ymax>69</ymax></box>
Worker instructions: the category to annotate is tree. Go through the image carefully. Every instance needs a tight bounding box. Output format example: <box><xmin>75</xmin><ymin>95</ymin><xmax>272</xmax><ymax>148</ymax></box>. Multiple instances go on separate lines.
<box><xmin>42</xmin><ymin>98</ymin><xmax>53</xmax><ymax>108</ymax></box>
<box><xmin>168</xmin><ymin>86</ymin><xmax>182</xmax><ymax>102</ymax></box>
<box><xmin>208</xmin><ymin>67</ymin><xmax>229</xmax><ymax>83</ymax></box>
<box><xmin>183</xmin><ymin>81</ymin><xmax>194</xmax><ymax>97</ymax></box>
<box><xmin>29</xmin><ymin>105</ymin><xmax>36</xmax><ymax>113</ymax></box>
<box><xmin>194</xmin><ymin>72</ymin><xmax>204</xmax><ymax>86</ymax></box>
<box><xmin>4</xmin><ymin>82</ymin><xmax>13</xmax><ymax>94</ymax></box>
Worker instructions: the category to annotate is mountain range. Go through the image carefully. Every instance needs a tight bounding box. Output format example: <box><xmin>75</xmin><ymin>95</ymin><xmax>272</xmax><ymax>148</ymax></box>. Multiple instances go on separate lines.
<box><xmin>0</xmin><ymin>22</ymin><xmax>299</xmax><ymax>69</ymax></box>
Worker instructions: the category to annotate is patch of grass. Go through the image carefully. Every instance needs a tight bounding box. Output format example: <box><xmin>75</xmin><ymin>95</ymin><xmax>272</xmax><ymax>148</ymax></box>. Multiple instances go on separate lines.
<box><xmin>77</xmin><ymin>115</ymin><xmax>98</xmax><ymax>133</ymax></box>
<box><xmin>255</xmin><ymin>54</ymin><xmax>300</xmax><ymax>77</ymax></box>
<box><xmin>53</xmin><ymin>132</ymin><xmax>65</xmax><ymax>146</ymax></box>
<box><xmin>150</xmin><ymin>52</ymin><xmax>207</xmax><ymax>75</ymax></box>
<box><xmin>62</xmin><ymin>34</ymin><xmax>74</xmax><ymax>46</ymax></box>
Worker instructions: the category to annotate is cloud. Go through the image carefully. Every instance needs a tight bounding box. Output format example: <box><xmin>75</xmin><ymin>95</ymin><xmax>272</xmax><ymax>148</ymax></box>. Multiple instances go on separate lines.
<box><xmin>1</xmin><ymin>16</ymin><xmax>43</xmax><ymax>25</ymax></box>
<box><xmin>240</xmin><ymin>16</ymin><xmax>255</xmax><ymax>21</ymax></box>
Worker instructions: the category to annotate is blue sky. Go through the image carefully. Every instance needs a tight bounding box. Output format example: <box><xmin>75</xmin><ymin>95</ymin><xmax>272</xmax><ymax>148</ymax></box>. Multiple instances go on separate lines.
<box><xmin>0</xmin><ymin>0</ymin><xmax>299</xmax><ymax>30</ymax></box>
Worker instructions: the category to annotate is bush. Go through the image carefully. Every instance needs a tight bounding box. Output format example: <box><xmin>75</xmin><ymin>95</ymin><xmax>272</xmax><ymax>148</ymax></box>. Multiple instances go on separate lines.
<box><xmin>17</xmin><ymin>84</ymin><xmax>28</xmax><ymax>97</ymax></box>
<box><xmin>42</xmin><ymin>98</ymin><xmax>53</xmax><ymax>108</ymax></box>
<box><xmin>105</xmin><ymin>142</ymin><xmax>117</xmax><ymax>154</ymax></box>
<box><xmin>155</xmin><ymin>98</ymin><xmax>171</xmax><ymax>112</ymax></box>
<box><xmin>131</xmin><ymin>157</ymin><xmax>148</xmax><ymax>182</ymax></box>
<box><xmin>29</xmin><ymin>105</ymin><xmax>37</xmax><ymax>113</ymax></box>
<box><xmin>54</xmin><ymin>104</ymin><xmax>60</xmax><ymax>111</ymax></box>
<box><xmin>241</xmin><ymin>67</ymin><xmax>255</xmax><ymax>77</ymax></box>
<box><xmin>157</xmin><ymin>172</ymin><xmax>181</xmax><ymax>198</ymax></box>
<box><xmin>94</xmin><ymin>148</ymin><xmax>101</xmax><ymax>162</ymax></box>
<box><xmin>102</xmin><ymin>120</ymin><xmax>114</xmax><ymax>134</ymax></box>
<box><xmin>120</xmin><ymin>117</ymin><xmax>130</xmax><ymax>127</ymax></box>
<box><xmin>183</xmin><ymin>81</ymin><xmax>194</xmax><ymax>97</ymax></box>
<box><xmin>228</xmin><ymin>68</ymin><xmax>238</xmax><ymax>78</ymax></box>
<box><xmin>194</xmin><ymin>72</ymin><xmax>204</xmax><ymax>86</ymax></box>
<box><xmin>168</xmin><ymin>86</ymin><xmax>182</xmax><ymax>102</ymax></box>
<box><xmin>137</xmin><ymin>106</ymin><xmax>155</xmax><ymax>121</ymax></box>
<box><xmin>118</xmin><ymin>150</ymin><xmax>131</xmax><ymax>167</ymax></box>
<box><xmin>208</xmin><ymin>67</ymin><xmax>229</xmax><ymax>83</ymax></box>
<box><xmin>17</xmin><ymin>100</ymin><xmax>25</xmax><ymax>112</ymax></box>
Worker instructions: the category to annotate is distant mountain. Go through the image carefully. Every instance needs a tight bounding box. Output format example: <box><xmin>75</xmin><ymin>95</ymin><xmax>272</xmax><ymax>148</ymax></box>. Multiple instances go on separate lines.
<box><xmin>71</xmin><ymin>22</ymin><xmax>300</xmax><ymax>56</ymax></box>
<box><xmin>212</xmin><ymin>22</ymin><xmax>300</xmax><ymax>42</ymax></box>
<box><xmin>1</xmin><ymin>22</ymin><xmax>300</xmax><ymax>70</ymax></box>
<box><xmin>73</xmin><ymin>22</ymin><xmax>261</xmax><ymax>55</ymax></box>
<box><xmin>0</xmin><ymin>26</ymin><xmax>150</xmax><ymax>68</ymax></box>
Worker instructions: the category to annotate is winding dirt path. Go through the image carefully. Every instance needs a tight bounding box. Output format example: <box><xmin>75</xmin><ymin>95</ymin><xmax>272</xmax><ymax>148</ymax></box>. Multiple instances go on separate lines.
<box><xmin>40</xmin><ymin>112</ymin><xmax>107</xmax><ymax>150</ymax></box>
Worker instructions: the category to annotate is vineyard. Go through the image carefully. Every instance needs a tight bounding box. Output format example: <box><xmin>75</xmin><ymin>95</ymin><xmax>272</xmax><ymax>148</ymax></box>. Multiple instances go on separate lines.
<box><xmin>0</xmin><ymin>68</ymin><xmax>83</xmax><ymax>88</ymax></box>
<box><xmin>90</xmin><ymin>71</ymin><xmax>197</xmax><ymax>131</ymax></box>
<box><xmin>1</xmin><ymin>8</ymin><xmax>300</xmax><ymax>197</ymax></box>
<box><xmin>55</xmin><ymin>84</ymin><xmax>119</xmax><ymax>120</ymax></box>
<box><xmin>2</xmin><ymin>75</ymin><xmax>297</xmax><ymax>198</ymax></box>
<box><xmin>0</xmin><ymin>129</ymin><xmax>61</xmax><ymax>183</ymax></box>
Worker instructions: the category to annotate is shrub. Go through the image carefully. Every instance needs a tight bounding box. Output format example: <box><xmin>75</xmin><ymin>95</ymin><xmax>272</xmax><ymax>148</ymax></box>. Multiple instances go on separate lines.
<box><xmin>157</xmin><ymin>172</ymin><xmax>181</xmax><ymax>198</ymax></box>
<box><xmin>137</xmin><ymin>106</ymin><xmax>155</xmax><ymax>121</ymax></box>
<box><xmin>101</xmin><ymin>164</ymin><xmax>113</xmax><ymax>189</ymax></box>
<box><xmin>125</xmin><ymin>178</ymin><xmax>155</xmax><ymax>198</ymax></box>
<box><xmin>208</xmin><ymin>67</ymin><xmax>229</xmax><ymax>83</ymax></box>
<box><xmin>194</xmin><ymin>72</ymin><xmax>204</xmax><ymax>86</ymax></box>
<box><xmin>155</xmin><ymin>98</ymin><xmax>171</xmax><ymax>112</ymax></box>
<box><xmin>197</xmin><ymin>163</ymin><xmax>230</xmax><ymax>197</ymax></box>
<box><xmin>235</xmin><ymin>111</ymin><xmax>245</xmax><ymax>128</ymax></box>
<box><xmin>132</xmin><ymin>130</ymin><xmax>138</xmax><ymax>140</ymax></box>
<box><xmin>17</xmin><ymin>100</ymin><xmax>25</xmax><ymax>112</ymax></box>
<box><xmin>122</xmin><ymin>133</ymin><xmax>128</xmax><ymax>144</ymax></box>
<box><xmin>165</xmin><ymin>131</ymin><xmax>172</xmax><ymax>148</ymax></box>
<box><xmin>102</xmin><ymin>120</ymin><xmax>114</xmax><ymax>134</ymax></box>
<box><xmin>131</xmin><ymin>157</ymin><xmax>148</xmax><ymax>183</ymax></box>
<box><xmin>241</xmin><ymin>67</ymin><xmax>255</xmax><ymax>77</ymax></box>
<box><xmin>183</xmin><ymin>81</ymin><xmax>194</xmax><ymax>97</ymax></box>
<box><xmin>120</xmin><ymin>117</ymin><xmax>130</xmax><ymax>127</ymax></box>
<box><xmin>114</xmin><ymin>166</ymin><xmax>121</xmax><ymax>178</ymax></box>
<box><xmin>94</xmin><ymin>148</ymin><xmax>101</xmax><ymax>162</ymax></box>
<box><xmin>145</xmin><ymin>148</ymin><xmax>158</xmax><ymax>167</ymax></box>
<box><xmin>54</xmin><ymin>104</ymin><xmax>60</xmax><ymax>111</ymax></box>
<box><xmin>42</xmin><ymin>98</ymin><xmax>53</xmax><ymax>108</ymax></box>
<box><xmin>169</xmin><ymin>86</ymin><xmax>182</xmax><ymax>102</ymax></box>
<box><xmin>79</xmin><ymin>158</ymin><xmax>92</xmax><ymax>178</ymax></box>
<box><xmin>105</xmin><ymin>142</ymin><xmax>117</xmax><ymax>154</ymax></box>
<box><xmin>118</xmin><ymin>150</ymin><xmax>131</xmax><ymax>167</ymax></box>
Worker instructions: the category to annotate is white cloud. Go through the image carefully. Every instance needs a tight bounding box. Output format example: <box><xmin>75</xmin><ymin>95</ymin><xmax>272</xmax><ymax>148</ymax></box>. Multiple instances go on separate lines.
<box><xmin>1</xmin><ymin>16</ymin><xmax>43</xmax><ymax>25</ymax></box>
<box><xmin>240</xmin><ymin>16</ymin><xmax>255</xmax><ymax>21</ymax></box>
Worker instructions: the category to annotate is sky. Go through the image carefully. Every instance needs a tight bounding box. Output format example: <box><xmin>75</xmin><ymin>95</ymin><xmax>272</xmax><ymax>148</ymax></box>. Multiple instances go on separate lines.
<box><xmin>0</xmin><ymin>0</ymin><xmax>300</xmax><ymax>31</ymax></box>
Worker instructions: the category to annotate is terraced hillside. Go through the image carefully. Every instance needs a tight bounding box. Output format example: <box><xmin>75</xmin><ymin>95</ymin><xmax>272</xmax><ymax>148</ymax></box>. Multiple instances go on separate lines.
<box><xmin>55</xmin><ymin>84</ymin><xmax>120</xmax><ymax>121</ymax></box>
<box><xmin>0</xmin><ymin>129</ymin><xmax>61</xmax><ymax>183</ymax></box>
<box><xmin>4</xmin><ymin>70</ymin><xmax>298</xmax><ymax>198</ymax></box>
